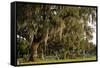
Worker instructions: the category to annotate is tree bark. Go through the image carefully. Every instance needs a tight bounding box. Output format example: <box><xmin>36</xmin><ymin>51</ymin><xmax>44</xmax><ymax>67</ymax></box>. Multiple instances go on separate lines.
<box><xmin>59</xmin><ymin>28</ymin><xmax>63</xmax><ymax>41</ymax></box>
<box><xmin>41</xmin><ymin>49</ymin><xmax>45</xmax><ymax>60</ymax></box>
<box><xmin>44</xmin><ymin>28</ymin><xmax>49</xmax><ymax>55</ymax></box>
<box><xmin>30</xmin><ymin>42</ymin><xmax>39</xmax><ymax>61</ymax></box>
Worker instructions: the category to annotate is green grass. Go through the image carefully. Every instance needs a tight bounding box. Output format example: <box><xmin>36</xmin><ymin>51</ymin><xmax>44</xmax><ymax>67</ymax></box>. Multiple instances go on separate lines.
<box><xmin>17</xmin><ymin>56</ymin><xmax>96</xmax><ymax>65</ymax></box>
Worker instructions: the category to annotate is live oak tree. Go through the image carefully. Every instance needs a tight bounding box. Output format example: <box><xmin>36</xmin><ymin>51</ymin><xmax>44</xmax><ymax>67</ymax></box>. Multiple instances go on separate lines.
<box><xmin>16</xmin><ymin>3</ymin><xmax>97</xmax><ymax>61</ymax></box>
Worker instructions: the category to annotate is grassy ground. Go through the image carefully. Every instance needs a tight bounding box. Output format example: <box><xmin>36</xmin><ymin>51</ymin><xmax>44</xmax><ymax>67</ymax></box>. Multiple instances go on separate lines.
<box><xmin>17</xmin><ymin>56</ymin><xmax>96</xmax><ymax>65</ymax></box>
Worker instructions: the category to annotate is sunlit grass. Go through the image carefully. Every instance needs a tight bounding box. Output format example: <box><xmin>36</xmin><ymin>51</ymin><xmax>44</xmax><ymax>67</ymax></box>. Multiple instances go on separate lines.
<box><xmin>17</xmin><ymin>56</ymin><xmax>96</xmax><ymax>65</ymax></box>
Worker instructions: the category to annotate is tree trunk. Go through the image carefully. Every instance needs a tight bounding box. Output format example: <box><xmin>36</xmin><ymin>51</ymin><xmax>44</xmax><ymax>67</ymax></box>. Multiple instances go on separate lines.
<box><xmin>41</xmin><ymin>49</ymin><xmax>45</xmax><ymax>60</ymax></box>
<box><xmin>59</xmin><ymin>21</ymin><xmax>65</xmax><ymax>41</ymax></box>
<box><xmin>44</xmin><ymin>28</ymin><xmax>49</xmax><ymax>55</ymax></box>
<box><xmin>30</xmin><ymin>42</ymin><xmax>39</xmax><ymax>61</ymax></box>
<box><xmin>59</xmin><ymin>28</ymin><xmax>63</xmax><ymax>41</ymax></box>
